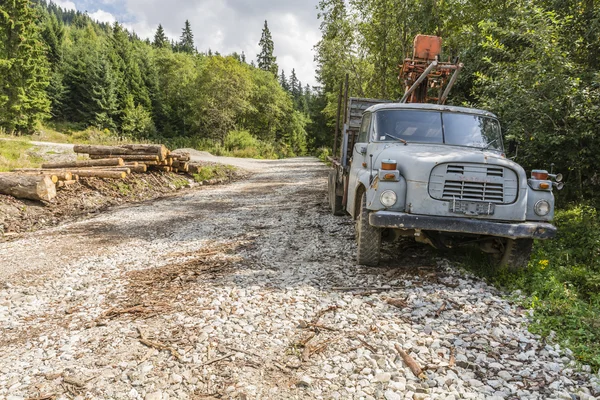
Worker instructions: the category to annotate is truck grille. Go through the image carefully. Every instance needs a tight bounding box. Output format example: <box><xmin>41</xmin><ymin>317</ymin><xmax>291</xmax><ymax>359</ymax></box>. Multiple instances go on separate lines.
<box><xmin>429</xmin><ymin>163</ymin><xmax>518</xmax><ymax>204</ymax></box>
<box><xmin>442</xmin><ymin>180</ymin><xmax>504</xmax><ymax>203</ymax></box>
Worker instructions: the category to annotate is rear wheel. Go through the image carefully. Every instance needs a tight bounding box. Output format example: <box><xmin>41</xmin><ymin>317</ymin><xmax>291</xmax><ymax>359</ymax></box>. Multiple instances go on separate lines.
<box><xmin>356</xmin><ymin>192</ymin><xmax>381</xmax><ymax>266</ymax></box>
<box><xmin>498</xmin><ymin>238</ymin><xmax>534</xmax><ymax>269</ymax></box>
<box><xmin>328</xmin><ymin>170</ymin><xmax>344</xmax><ymax>216</ymax></box>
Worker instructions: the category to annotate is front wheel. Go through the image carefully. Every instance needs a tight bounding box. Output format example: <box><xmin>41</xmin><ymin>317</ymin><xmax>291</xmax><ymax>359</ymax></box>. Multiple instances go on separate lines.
<box><xmin>356</xmin><ymin>192</ymin><xmax>381</xmax><ymax>266</ymax></box>
<box><xmin>498</xmin><ymin>238</ymin><xmax>534</xmax><ymax>269</ymax></box>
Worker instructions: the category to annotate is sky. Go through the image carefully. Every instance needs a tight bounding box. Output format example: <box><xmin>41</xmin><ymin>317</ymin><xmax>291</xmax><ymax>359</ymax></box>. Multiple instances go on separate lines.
<box><xmin>51</xmin><ymin>0</ymin><xmax>322</xmax><ymax>87</ymax></box>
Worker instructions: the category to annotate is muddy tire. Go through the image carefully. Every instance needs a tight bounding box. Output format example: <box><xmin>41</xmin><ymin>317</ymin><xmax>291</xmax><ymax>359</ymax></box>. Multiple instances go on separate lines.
<box><xmin>356</xmin><ymin>192</ymin><xmax>381</xmax><ymax>266</ymax></box>
<box><xmin>328</xmin><ymin>170</ymin><xmax>344</xmax><ymax>216</ymax></box>
<box><xmin>499</xmin><ymin>238</ymin><xmax>534</xmax><ymax>269</ymax></box>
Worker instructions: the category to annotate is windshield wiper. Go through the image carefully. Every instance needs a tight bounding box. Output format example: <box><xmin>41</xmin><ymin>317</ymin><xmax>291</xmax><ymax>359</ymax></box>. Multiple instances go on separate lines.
<box><xmin>384</xmin><ymin>132</ymin><xmax>408</xmax><ymax>145</ymax></box>
<box><xmin>481</xmin><ymin>138</ymin><xmax>499</xmax><ymax>151</ymax></box>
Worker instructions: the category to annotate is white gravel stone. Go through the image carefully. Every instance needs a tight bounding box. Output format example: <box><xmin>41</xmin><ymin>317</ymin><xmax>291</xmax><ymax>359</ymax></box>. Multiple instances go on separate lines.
<box><xmin>0</xmin><ymin>156</ymin><xmax>597</xmax><ymax>399</ymax></box>
<box><xmin>384</xmin><ymin>389</ymin><xmax>402</xmax><ymax>400</ymax></box>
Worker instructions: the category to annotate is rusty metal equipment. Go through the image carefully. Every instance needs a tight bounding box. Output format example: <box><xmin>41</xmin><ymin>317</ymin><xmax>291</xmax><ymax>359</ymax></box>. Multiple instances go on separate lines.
<box><xmin>399</xmin><ymin>35</ymin><xmax>463</xmax><ymax>104</ymax></box>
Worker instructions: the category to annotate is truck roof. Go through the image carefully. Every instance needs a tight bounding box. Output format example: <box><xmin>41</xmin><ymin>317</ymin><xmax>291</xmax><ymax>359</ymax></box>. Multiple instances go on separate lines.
<box><xmin>365</xmin><ymin>102</ymin><xmax>498</xmax><ymax>118</ymax></box>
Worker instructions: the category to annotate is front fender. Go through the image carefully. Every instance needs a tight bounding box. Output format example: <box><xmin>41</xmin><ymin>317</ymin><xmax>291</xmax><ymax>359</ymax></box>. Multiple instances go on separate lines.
<box><xmin>366</xmin><ymin>176</ymin><xmax>407</xmax><ymax>213</ymax></box>
<box><xmin>347</xmin><ymin>169</ymin><xmax>372</xmax><ymax>219</ymax></box>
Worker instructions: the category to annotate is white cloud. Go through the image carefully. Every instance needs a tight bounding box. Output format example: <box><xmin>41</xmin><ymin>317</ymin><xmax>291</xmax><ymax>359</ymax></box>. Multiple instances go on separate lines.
<box><xmin>52</xmin><ymin>0</ymin><xmax>77</xmax><ymax>10</ymax></box>
<box><xmin>118</xmin><ymin>0</ymin><xmax>321</xmax><ymax>86</ymax></box>
<box><xmin>89</xmin><ymin>9</ymin><xmax>117</xmax><ymax>25</ymax></box>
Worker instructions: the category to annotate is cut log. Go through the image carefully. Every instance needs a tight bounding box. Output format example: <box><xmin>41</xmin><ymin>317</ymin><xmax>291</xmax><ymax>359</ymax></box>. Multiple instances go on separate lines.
<box><xmin>129</xmin><ymin>165</ymin><xmax>147</xmax><ymax>173</ymax></box>
<box><xmin>89</xmin><ymin>154</ymin><xmax>159</xmax><ymax>162</ymax></box>
<box><xmin>123</xmin><ymin>162</ymin><xmax>139</xmax><ymax>167</ymax></box>
<box><xmin>169</xmin><ymin>153</ymin><xmax>191</xmax><ymax>162</ymax></box>
<box><xmin>67</xmin><ymin>170</ymin><xmax>127</xmax><ymax>179</ymax></box>
<box><xmin>41</xmin><ymin>158</ymin><xmax>124</xmax><ymax>169</ymax></box>
<box><xmin>74</xmin><ymin>144</ymin><xmax>168</xmax><ymax>160</ymax></box>
<box><xmin>0</xmin><ymin>174</ymin><xmax>57</xmax><ymax>201</ymax></box>
<box><xmin>150</xmin><ymin>166</ymin><xmax>172</xmax><ymax>172</ymax></box>
<box><xmin>12</xmin><ymin>169</ymin><xmax>73</xmax><ymax>181</ymax></box>
<box><xmin>57</xmin><ymin>180</ymin><xmax>78</xmax><ymax>188</ymax></box>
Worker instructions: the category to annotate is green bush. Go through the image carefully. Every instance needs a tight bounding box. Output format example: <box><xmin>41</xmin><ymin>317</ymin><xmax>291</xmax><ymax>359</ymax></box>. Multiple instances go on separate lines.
<box><xmin>315</xmin><ymin>146</ymin><xmax>331</xmax><ymax>162</ymax></box>
<box><xmin>224</xmin><ymin>130</ymin><xmax>260</xmax><ymax>152</ymax></box>
<box><xmin>476</xmin><ymin>206</ymin><xmax>600</xmax><ymax>369</ymax></box>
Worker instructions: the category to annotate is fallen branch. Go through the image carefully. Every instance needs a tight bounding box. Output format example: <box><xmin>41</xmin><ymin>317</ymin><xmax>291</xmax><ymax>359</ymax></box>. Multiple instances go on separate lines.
<box><xmin>202</xmin><ymin>353</ymin><xmax>234</xmax><ymax>366</ymax></box>
<box><xmin>25</xmin><ymin>394</ymin><xmax>56</xmax><ymax>400</ymax></box>
<box><xmin>394</xmin><ymin>343</ymin><xmax>425</xmax><ymax>379</ymax></box>
<box><xmin>331</xmin><ymin>286</ymin><xmax>402</xmax><ymax>292</ymax></box>
<box><xmin>385</xmin><ymin>297</ymin><xmax>408</xmax><ymax>309</ymax></box>
<box><xmin>311</xmin><ymin>305</ymin><xmax>339</xmax><ymax>324</ymax></box>
<box><xmin>355</xmin><ymin>336</ymin><xmax>377</xmax><ymax>353</ymax></box>
<box><xmin>137</xmin><ymin>327</ymin><xmax>183</xmax><ymax>362</ymax></box>
<box><xmin>435</xmin><ymin>302</ymin><xmax>447</xmax><ymax>318</ymax></box>
<box><xmin>449</xmin><ymin>347</ymin><xmax>456</xmax><ymax>367</ymax></box>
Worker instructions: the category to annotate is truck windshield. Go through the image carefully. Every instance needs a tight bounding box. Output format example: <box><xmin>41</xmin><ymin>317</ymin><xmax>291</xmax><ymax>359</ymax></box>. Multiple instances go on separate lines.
<box><xmin>373</xmin><ymin>110</ymin><xmax>503</xmax><ymax>151</ymax></box>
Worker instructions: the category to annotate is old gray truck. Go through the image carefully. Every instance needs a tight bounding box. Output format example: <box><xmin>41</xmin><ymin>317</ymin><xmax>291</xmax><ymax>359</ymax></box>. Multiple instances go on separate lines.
<box><xmin>328</xmin><ymin>99</ymin><xmax>561</xmax><ymax>267</ymax></box>
<box><xmin>328</xmin><ymin>36</ymin><xmax>563</xmax><ymax>267</ymax></box>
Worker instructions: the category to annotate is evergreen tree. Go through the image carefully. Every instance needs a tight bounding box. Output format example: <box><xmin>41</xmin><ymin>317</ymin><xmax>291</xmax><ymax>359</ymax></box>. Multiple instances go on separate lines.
<box><xmin>279</xmin><ymin>69</ymin><xmax>289</xmax><ymax>91</ymax></box>
<box><xmin>40</xmin><ymin>11</ymin><xmax>66</xmax><ymax>117</ymax></box>
<box><xmin>89</xmin><ymin>52</ymin><xmax>118</xmax><ymax>130</ymax></box>
<box><xmin>241</xmin><ymin>51</ymin><xmax>246</xmax><ymax>63</ymax></box>
<box><xmin>257</xmin><ymin>20</ymin><xmax>278</xmax><ymax>76</ymax></box>
<box><xmin>153</xmin><ymin>24</ymin><xmax>168</xmax><ymax>48</ymax></box>
<box><xmin>289</xmin><ymin>68</ymin><xmax>299</xmax><ymax>97</ymax></box>
<box><xmin>179</xmin><ymin>20</ymin><xmax>195</xmax><ymax>54</ymax></box>
<box><xmin>0</xmin><ymin>0</ymin><xmax>51</xmax><ymax>133</ymax></box>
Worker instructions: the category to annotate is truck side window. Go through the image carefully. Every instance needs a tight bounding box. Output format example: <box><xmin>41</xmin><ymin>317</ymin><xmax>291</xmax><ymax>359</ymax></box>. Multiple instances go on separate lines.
<box><xmin>358</xmin><ymin>113</ymin><xmax>372</xmax><ymax>143</ymax></box>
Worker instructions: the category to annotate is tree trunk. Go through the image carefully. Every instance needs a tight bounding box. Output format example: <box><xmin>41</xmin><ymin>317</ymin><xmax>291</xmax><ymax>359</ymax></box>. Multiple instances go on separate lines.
<box><xmin>73</xmin><ymin>145</ymin><xmax>168</xmax><ymax>160</ymax></box>
<box><xmin>88</xmin><ymin>154</ymin><xmax>160</xmax><ymax>161</ymax></box>
<box><xmin>42</xmin><ymin>158</ymin><xmax>124</xmax><ymax>169</ymax></box>
<box><xmin>70</xmin><ymin>170</ymin><xmax>128</xmax><ymax>179</ymax></box>
<box><xmin>12</xmin><ymin>169</ymin><xmax>73</xmax><ymax>181</ymax></box>
<box><xmin>0</xmin><ymin>174</ymin><xmax>57</xmax><ymax>201</ymax></box>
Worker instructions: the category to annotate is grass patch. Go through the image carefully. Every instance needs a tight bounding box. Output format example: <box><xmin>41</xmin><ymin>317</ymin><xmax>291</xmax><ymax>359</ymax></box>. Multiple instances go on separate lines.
<box><xmin>0</xmin><ymin>140</ymin><xmax>43</xmax><ymax>172</ymax></box>
<box><xmin>0</xmin><ymin>123</ymin><xmax>144</xmax><ymax>146</ymax></box>
<box><xmin>460</xmin><ymin>205</ymin><xmax>600</xmax><ymax>370</ymax></box>
<box><xmin>193</xmin><ymin>164</ymin><xmax>237</xmax><ymax>182</ymax></box>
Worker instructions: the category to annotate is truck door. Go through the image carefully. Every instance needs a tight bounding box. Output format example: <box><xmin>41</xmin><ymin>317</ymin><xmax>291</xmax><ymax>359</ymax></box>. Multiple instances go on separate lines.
<box><xmin>347</xmin><ymin>112</ymin><xmax>372</xmax><ymax>218</ymax></box>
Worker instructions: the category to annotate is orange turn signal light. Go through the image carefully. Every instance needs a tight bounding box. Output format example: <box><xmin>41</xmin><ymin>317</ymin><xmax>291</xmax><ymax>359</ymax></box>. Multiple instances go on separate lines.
<box><xmin>383</xmin><ymin>173</ymin><xmax>396</xmax><ymax>180</ymax></box>
<box><xmin>539</xmin><ymin>182</ymin><xmax>551</xmax><ymax>190</ymax></box>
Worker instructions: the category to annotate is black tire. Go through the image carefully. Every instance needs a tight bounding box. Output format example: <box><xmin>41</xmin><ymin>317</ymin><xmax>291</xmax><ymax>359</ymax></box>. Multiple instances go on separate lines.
<box><xmin>328</xmin><ymin>170</ymin><xmax>344</xmax><ymax>216</ymax></box>
<box><xmin>356</xmin><ymin>192</ymin><xmax>381</xmax><ymax>266</ymax></box>
<box><xmin>499</xmin><ymin>238</ymin><xmax>534</xmax><ymax>269</ymax></box>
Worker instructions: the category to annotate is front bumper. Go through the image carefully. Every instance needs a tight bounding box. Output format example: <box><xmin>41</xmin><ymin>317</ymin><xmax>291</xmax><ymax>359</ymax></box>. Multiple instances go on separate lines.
<box><xmin>369</xmin><ymin>211</ymin><xmax>556</xmax><ymax>240</ymax></box>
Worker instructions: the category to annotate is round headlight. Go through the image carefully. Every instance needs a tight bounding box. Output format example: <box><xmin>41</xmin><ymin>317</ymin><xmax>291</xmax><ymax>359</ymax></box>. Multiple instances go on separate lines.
<box><xmin>534</xmin><ymin>200</ymin><xmax>551</xmax><ymax>216</ymax></box>
<box><xmin>380</xmin><ymin>190</ymin><xmax>397</xmax><ymax>207</ymax></box>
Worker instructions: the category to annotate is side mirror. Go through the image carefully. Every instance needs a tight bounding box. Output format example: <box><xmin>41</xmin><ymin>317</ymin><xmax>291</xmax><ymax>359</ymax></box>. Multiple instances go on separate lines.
<box><xmin>507</xmin><ymin>140</ymin><xmax>518</xmax><ymax>160</ymax></box>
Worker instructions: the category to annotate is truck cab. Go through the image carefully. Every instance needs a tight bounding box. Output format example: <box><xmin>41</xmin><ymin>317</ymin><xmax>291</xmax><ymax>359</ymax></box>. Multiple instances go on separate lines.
<box><xmin>329</xmin><ymin>101</ymin><xmax>559</xmax><ymax>267</ymax></box>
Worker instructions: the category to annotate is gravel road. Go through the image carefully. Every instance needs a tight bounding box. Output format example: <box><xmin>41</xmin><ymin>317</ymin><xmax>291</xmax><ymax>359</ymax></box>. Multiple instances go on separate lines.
<box><xmin>0</xmin><ymin>156</ymin><xmax>598</xmax><ymax>400</ymax></box>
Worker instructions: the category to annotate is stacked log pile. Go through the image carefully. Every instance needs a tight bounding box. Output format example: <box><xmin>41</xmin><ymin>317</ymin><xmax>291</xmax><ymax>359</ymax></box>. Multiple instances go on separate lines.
<box><xmin>0</xmin><ymin>144</ymin><xmax>192</xmax><ymax>202</ymax></box>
